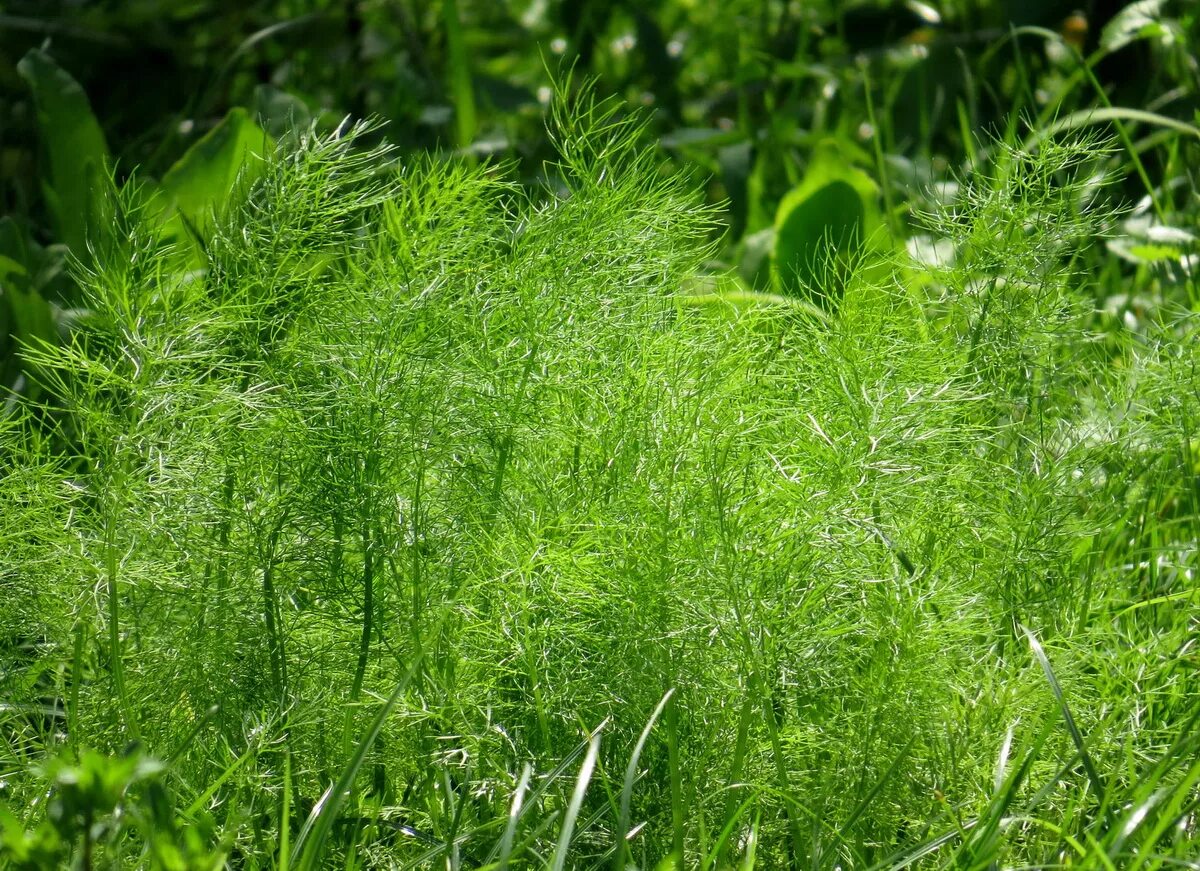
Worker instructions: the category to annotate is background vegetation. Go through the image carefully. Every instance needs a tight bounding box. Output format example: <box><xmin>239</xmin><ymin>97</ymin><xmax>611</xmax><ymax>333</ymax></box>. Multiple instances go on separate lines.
<box><xmin>1</xmin><ymin>1</ymin><xmax>1198</xmax><ymax>868</ymax></box>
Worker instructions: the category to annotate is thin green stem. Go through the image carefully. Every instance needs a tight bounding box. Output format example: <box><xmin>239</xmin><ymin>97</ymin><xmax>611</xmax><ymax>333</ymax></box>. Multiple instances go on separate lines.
<box><xmin>104</xmin><ymin>488</ymin><xmax>138</xmax><ymax>741</ymax></box>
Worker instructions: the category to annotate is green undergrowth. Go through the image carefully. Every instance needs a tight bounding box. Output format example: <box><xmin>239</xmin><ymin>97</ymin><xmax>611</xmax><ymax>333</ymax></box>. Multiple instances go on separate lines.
<box><xmin>1</xmin><ymin>97</ymin><xmax>1198</xmax><ymax>869</ymax></box>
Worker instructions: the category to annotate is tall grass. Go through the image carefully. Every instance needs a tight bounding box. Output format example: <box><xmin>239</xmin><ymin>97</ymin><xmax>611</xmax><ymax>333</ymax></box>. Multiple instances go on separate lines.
<box><xmin>1</xmin><ymin>95</ymin><xmax>1197</xmax><ymax>868</ymax></box>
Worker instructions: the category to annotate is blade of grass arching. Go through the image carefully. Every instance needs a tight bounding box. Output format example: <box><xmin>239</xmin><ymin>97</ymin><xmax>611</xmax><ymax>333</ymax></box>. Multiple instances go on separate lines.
<box><xmin>994</xmin><ymin>723</ymin><xmax>1015</xmax><ymax>795</ymax></box>
<box><xmin>480</xmin><ymin>719</ymin><xmax>610</xmax><ymax>866</ymax></box>
<box><xmin>951</xmin><ymin>717</ymin><xmax>1055</xmax><ymax>867</ymax></box>
<box><xmin>166</xmin><ymin>704</ymin><xmax>221</xmax><ymax>767</ymax></box>
<box><xmin>840</xmin><ymin>734</ymin><xmax>917</xmax><ymax>843</ymax></box>
<box><xmin>739</xmin><ymin>810</ymin><xmax>760</xmax><ymax>871</ymax></box>
<box><xmin>714</xmin><ymin>690</ymin><xmax>756</xmax><ymax>868</ymax></box>
<box><xmin>1027</xmin><ymin>106</ymin><xmax>1196</xmax><ymax>225</ymax></box>
<box><xmin>216</xmin><ymin>15</ymin><xmax>322</xmax><ymax>89</ymax></box>
<box><xmin>997</xmin><ymin>23</ymin><xmax>1191</xmax><ymax>224</ymax></box>
<box><xmin>1059</xmin><ymin>33</ymin><xmax>1194</xmax><ymax>224</ymax></box>
<box><xmin>184</xmin><ymin>738</ymin><xmax>260</xmax><ymax>818</ymax></box>
<box><xmin>1128</xmin><ymin>746</ymin><xmax>1200</xmax><ymax>862</ymax></box>
<box><xmin>869</xmin><ymin>824</ymin><xmax>973</xmax><ymax>871</ymax></box>
<box><xmin>667</xmin><ymin>691</ymin><xmax>685</xmax><ymax>869</ymax></box>
<box><xmin>292</xmin><ymin>653</ymin><xmax>425</xmax><ymax>871</ymax></box>
<box><xmin>1021</xmin><ymin>626</ymin><xmax>1108</xmax><ymax>812</ymax></box>
<box><xmin>496</xmin><ymin>764</ymin><xmax>532</xmax><ymax>870</ymax></box>
<box><xmin>549</xmin><ymin>728</ymin><xmax>603</xmax><ymax>871</ymax></box>
<box><xmin>614</xmin><ymin>689</ymin><xmax>674</xmax><ymax>870</ymax></box>
<box><xmin>703</xmin><ymin>792</ymin><xmax>761</xmax><ymax>870</ymax></box>
<box><xmin>140</xmin><ymin>14</ymin><xmax>318</xmax><ymax>170</ymax></box>
<box><xmin>1116</xmin><ymin>586</ymin><xmax>1200</xmax><ymax>617</ymax></box>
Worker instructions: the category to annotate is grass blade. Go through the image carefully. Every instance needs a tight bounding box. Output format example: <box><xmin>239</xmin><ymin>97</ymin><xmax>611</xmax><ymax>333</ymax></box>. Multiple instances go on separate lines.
<box><xmin>614</xmin><ymin>689</ymin><xmax>674</xmax><ymax>870</ymax></box>
<box><xmin>1022</xmin><ymin>625</ymin><xmax>1107</xmax><ymax>808</ymax></box>
<box><xmin>292</xmin><ymin>653</ymin><xmax>425</xmax><ymax>870</ymax></box>
<box><xmin>840</xmin><ymin>734</ymin><xmax>916</xmax><ymax>838</ymax></box>
<box><xmin>739</xmin><ymin>810</ymin><xmax>760</xmax><ymax>871</ymax></box>
<box><xmin>481</xmin><ymin>719</ymin><xmax>610</xmax><ymax>866</ymax></box>
<box><xmin>703</xmin><ymin>792</ymin><xmax>761</xmax><ymax>870</ymax></box>
<box><xmin>549</xmin><ymin>727</ymin><xmax>603</xmax><ymax>871</ymax></box>
<box><xmin>497</xmin><ymin>764</ymin><xmax>533</xmax><ymax>870</ymax></box>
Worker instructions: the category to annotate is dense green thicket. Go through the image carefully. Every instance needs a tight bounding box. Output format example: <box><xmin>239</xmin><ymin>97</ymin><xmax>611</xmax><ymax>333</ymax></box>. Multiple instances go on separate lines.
<box><xmin>1</xmin><ymin>92</ymin><xmax>1197</xmax><ymax>867</ymax></box>
<box><xmin>5</xmin><ymin>1</ymin><xmax>1198</xmax><ymax>404</ymax></box>
<box><xmin>3</xmin><ymin>3</ymin><xmax>1200</xmax><ymax>869</ymax></box>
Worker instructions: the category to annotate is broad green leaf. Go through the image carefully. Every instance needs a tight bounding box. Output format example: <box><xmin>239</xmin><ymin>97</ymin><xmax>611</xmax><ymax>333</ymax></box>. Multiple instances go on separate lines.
<box><xmin>16</xmin><ymin>49</ymin><xmax>111</xmax><ymax>260</ymax></box>
<box><xmin>0</xmin><ymin>216</ymin><xmax>58</xmax><ymax>391</ymax></box>
<box><xmin>0</xmin><ymin>217</ymin><xmax>30</xmax><ymax>276</ymax></box>
<box><xmin>0</xmin><ymin>256</ymin><xmax>26</xmax><ymax>283</ymax></box>
<box><xmin>3</xmin><ymin>286</ymin><xmax>55</xmax><ymax>347</ymax></box>
<box><xmin>159</xmin><ymin>108</ymin><xmax>275</xmax><ymax>245</ymax></box>
<box><xmin>1128</xmin><ymin>243</ymin><xmax>1184</xmax><ymax>262</ymax></box>
<box><xmin>2</xmin><ymin>283</ymin><xmax>58</xmax><ymax>400</ymax></box>
<box><xmin>1100</xmin><ymin>0</ymin><xmax>1170</xmax><ymax>53</ymax></box>
<box><xmin>1107</xmin><ymin>220</ymin><xmax>1195</xmax><ymax>266</ymax></box>
<box><xmin>772</xmin><ymin>143</ymin><xmax>879</xmax><ymax>307</ymax></box>
<box><xmin>775</xmin><ymin>180</ymin><xmax>863</xmax><ymax>294</ymax></box>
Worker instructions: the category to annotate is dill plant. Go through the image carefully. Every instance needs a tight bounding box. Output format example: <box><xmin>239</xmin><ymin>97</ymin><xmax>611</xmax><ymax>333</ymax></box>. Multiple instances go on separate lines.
<box><xmin>1</xmin><ymin>99</ymin><xmax>1197</xmax><ymax>870</ymax></box>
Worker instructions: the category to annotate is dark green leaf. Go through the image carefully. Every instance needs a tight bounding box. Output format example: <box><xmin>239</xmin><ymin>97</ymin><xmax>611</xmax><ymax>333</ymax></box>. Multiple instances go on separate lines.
<box><xmin>159</xmin><ymin>108</ymin><xmax>275</xmax><ymax>244</ymax></box>
<box><xmin>16</xmin><ymin>49</ymin><xmax>111</xmax><ymax>260</ymax></box>
<box><xmin>774</xmin><ymin>180</ymin><xmax>863</xmax><ymax>302</ymax></box>
<box><xmin>772</xmin><ymin>143</ymin><xmax>880</xmax><ymax>307</ymax></box>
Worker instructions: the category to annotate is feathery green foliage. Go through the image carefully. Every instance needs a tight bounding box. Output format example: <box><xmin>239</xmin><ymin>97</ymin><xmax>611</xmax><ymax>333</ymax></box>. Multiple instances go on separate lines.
<box><xmin>1</xmin><ymin>94</ymin><xmax>1198</xmax><ymax>870</ymax></box>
